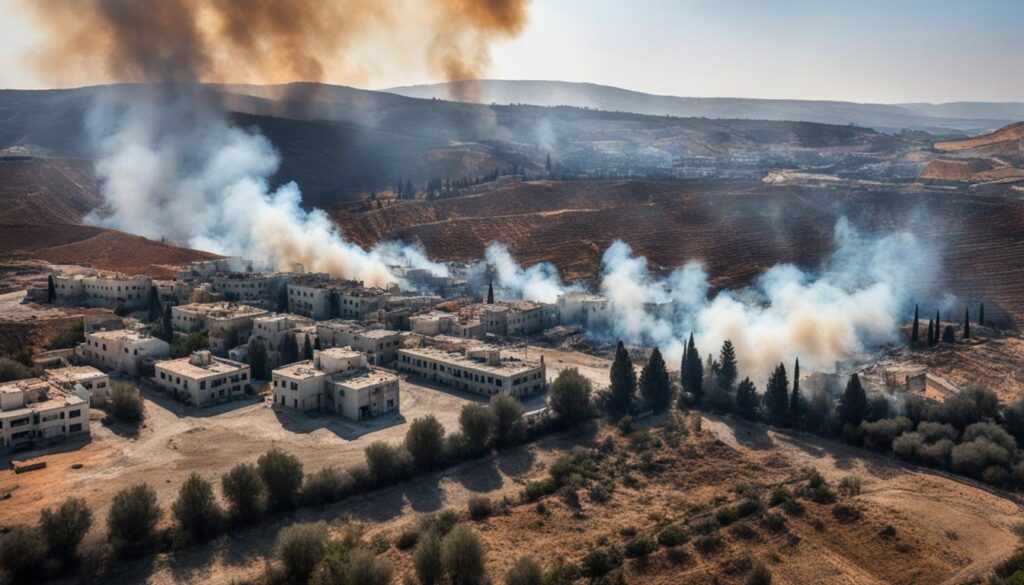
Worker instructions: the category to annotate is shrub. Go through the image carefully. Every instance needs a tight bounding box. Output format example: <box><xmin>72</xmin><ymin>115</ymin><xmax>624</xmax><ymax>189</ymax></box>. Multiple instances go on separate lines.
<box><xmin>302</xmin><ymin>466</ymin><xmax>353</xmax><ymax>506</ymax></box>
<box><xmin>414</xmin><ymin>529</ymin><xmax>443</xmax><ymax>585</ymax></box>
<box><xmin>441</xmin><ymin>523</ymin><xmax>486</xmax><ymax>585</ymax></box>
<box><xmin>832</xmin><ymin>504</ymin><xmax>862</xmax><ymax>523</ymax></box>
<box><xmin>623</xmin><ymin>535</ymin><xmax>657</xmax><ymax>558</ymax></box>
<box><xmin>221</xmin><ymin>463</ymin><xmax>267</xmax><ymax>523</ymax></box>
<box><xmin>405</xmin><ymin>415</ymin><xmax>446</xmax><ymax>470</ymax></box>
<box><xmin>542</xmin><ymin>558</ymin><xmax>582</xmax><ymax>585</ymax></box>
<box><xmin>926</xmin><ymin>384</ymin><xmax>999</xmax><ymax>430</ymax></box>
<box><xmin>549</xmin><ymin>367</ymin><xmax>593</xmax><ymax>427</ymax></box>
<box><xmin>549</xmin><ymin>447</ymin><xmax>600</xmax><ymax>488</ymax></box>
<box><xmin>746</xmin><ymin>562</ymin><xmax>773</xmax><ymax>585</ymax></box>
<box><xmin>951</xmin><ymin>438</ymin><xmax>1013</xmax><ymax>480</ymax></box>
<box><xmin>258</xmin><ymin>448</ymin><xmax>304</xmax><ymax>512</ymax></box>
<box><xmin>736</xmin><ymin>497</ymin><xmax>763</xmax><ymax>518</ymax></box>
<box><xmin>694</xmin><ymin>534</ymin><xmax>723</xmax><ymax>555</ymax></box>
<box><xmin>803</xmin><ymin>470</ymin><xmax>836</xmax><ymax>504</ymax></box>
<box><xmin>108</xmin><ymin>382</ymin><xmax>145</xmax><ymax>424</ymax></box>
<box><xmin>769</xmin><ymin>485</ymin><xmax>792</xmax><ymax>507</ymax></box>
<box><xmin>781</xmin><ymin>498</ymin><xmax>805</xmax><ymax>516</ymax></box>
<box><xmin>581</xmin><ymin>547</ymin><xmax>622</xmax><ymax>578</ymax></box>
<box><xmin>731</xmin><ymin>522</ymin><xmax>759</xmax><ymax>540</ymax></box>
<box><xmin>762</xmin><ymin>512</ymin><xmax>787</xmax><ymax>534</ymax></box>
<box><xmin>657</xmin><ymin>524</ymin><xmax>689</xmax><ymax>547</ymax></box>
<box><xmin>0</xmin><ymin>356</ymin><xmax>38</xmax><ymax>382</ymax></box>
<box><xmin>860</xmin><ymin>417</ymin><xmax>912</xmax><ymax>452</ymax></box>
<box><xmin>917</xmin><ymin>421</ymin><xmax>959</xmax><ymax>443</ymax></box>
<box><xmin>963</xmin><ymin>422</ymin><xmax>1017</xmax><ymax>451</ymax></box>
<box><xmin>364</xmin><ymin>441</ymin><xmax>413</xmax><ymax>486</ymax></box>
<box><xmin>588</xmin><ymin>483</ymin><xmax>613</xmax><ymax>504</ymax></box>
<box><xmin>715</xmin><ymin>506</ymin><xmax>739</xmax><ymax>526</ymax></box>
<box><xmin>107</xmin><ymin>483</ymin><xmax>162</xmax><ymax>554</ymax></box>
<box><xmin>522</xmin><ymin>478</ymin><xmax>557</xmax><ymax>502</ymax></box>
<box><xmin>468</xmin><ymin>496</ymin><xmax>493</xmax><ymax>521</ymax></box>
<box><xmin>838</xmin><ymin>476</ymin><xmax>862</xmax><ymax>496</ymax></box>
<box><xmin>39</xmin><ymin>496</ymin><xmax>92</xmax><ymax>560</ymax></box>
<box><xmin>490</xmin><ymin>393</ymin><xmax>525</xmax><ymax>447</ymax></box>
<box><xmin>325</xmin><ymin>547</ymin><xmax>392</xmax><ymax>585</ymax></box>
<box><xmin>395</xmin><ymin>526</ymin><xmax>420</xmax><ymax>551</ymax></box>
<box><xmin>460</xmin><ymin>403</ymin><xmax>496</xmax><ymax>454</ymax></box>
<box><xmin>274</xmin><ymin>521</ymin><xmax>329</xmax><ymax>582</ymax></box>
<box><xmin>171</xmin><ymin>473</ymin><xmax>223</xmax><ymax>545</ymax></box>
<box><xmin>0</xmin><ymin>525</ymin><xmax>47</xmax><ymax>582</ymax></box>
<box><xmin>504</xmin><ymin>555</ymin><xmax>542</xmax><ymax>585</ymax></box>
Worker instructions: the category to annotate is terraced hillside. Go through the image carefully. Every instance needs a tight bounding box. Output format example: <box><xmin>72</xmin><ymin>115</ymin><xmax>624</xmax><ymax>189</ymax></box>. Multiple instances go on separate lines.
<box><xmin>335</xmin><ymin>180</ymin><xmax>1024</xmax><ymax>327</ymax></box>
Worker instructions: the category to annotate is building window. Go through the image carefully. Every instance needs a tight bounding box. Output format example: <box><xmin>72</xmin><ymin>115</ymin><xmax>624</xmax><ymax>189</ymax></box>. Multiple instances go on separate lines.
<box><xmin>68</xmin><ymin>409</ymin><xmax>81</xmax><ymax>418</ymax></box>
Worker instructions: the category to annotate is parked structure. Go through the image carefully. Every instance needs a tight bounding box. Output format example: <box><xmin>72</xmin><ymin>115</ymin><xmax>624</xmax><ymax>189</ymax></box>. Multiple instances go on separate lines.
<box><xmin>77</xmin><ymin>329</ymin><xmax>171</xmax><ymax>376</ymax></box>
<box><xmin>397</xmin><ymin>343</ymin><xmax>546</xmax><ymax>398</ymax></box>
<box><xmin>154</xmin><ymin>350</ymin><xmax>252</xmax><ymax>407</ymax></box>
<box><xmin>0</xmin><ymin>378</ymin><xmax>89</xmax><ymax>450</ymax></box>
<box><xmin>53</xmin><ymin>273</ymin><xmax>153</xmax><ymax>309</ymax></box>
<box><xmin>271</xmin><ymin>348</ymin><xmax>399</xmax><ymax>420</ymax></box>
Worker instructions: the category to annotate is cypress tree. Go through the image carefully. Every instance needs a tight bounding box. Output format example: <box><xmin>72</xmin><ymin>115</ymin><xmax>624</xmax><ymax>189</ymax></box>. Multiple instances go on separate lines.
<box><xmin>281</xmin><ymin>333</ymin><xmax>299</xmax><ymax>365</ymax></box>
<box><xmin>486</xmin><ymin>279</ymin><xmax>494</xmax><ymax>304</ymax></box>
<box><xmin>963</xmin><ymin>307</ymin><xmax>970</xmax><ymax>339</ymax></box>
<box><xmin>249</xmin><ymin>338</ymin><xmax>269</xmax><ymax>380</ymax></box>
<box><xmin>765</xmin><ymin>363</ymin><xmax>790</xmax><ymax>425</ymax></box>
<box><xmin>935</xmin><ymin>309</ymin><xmax>941</xmax><ymax>333</ymax></box>
<box><xmin>942</xmin><ymin>325</ymin><xmax>956</xmax><ymax>343</ymax></box>
<box><xmin>303</xmin><ymin>334</ymin><xmax>313</xmax><ymax>360</ymax></box>
<box><xmin>717</xmin><ymin>340</ymin><xmax>738</xmax><ymax>390</ymax></box>
<box><xmin>979</xmin><ymin>303</ymin><xmax>985</xmax><ymax>327</ymax></box>
<box><xmin>679</xmin><ymin>332</ymin><xmax>704</xmax><ymax>406</ymax></box>
<box><xmin>639</xmin><ymin>347</ymin><xmax>672</xmax><ymax>413</ymax></box>
<box><xmin>608</xmin><ymin>341</ymin><xmax>636</xmax><ymax>418</ymax></box>
<box><xmin>735</xmin><ymin>377</ymin><xmax>758</xmax><ymax>420</ymax></box>
<box><xmin>790</xmin><ymin>357</ymin><xmax>803</xmax><ymax>427</ymax></box>
<box><xmin>911</xmin><ymin>305</ymin><xmax>919</xmax><ymax>343</ymax></box>
<box><xmin>927</xmin><ymin>318</ymin><xmax>935</xmax><ymax>346</ymax></box>
<box><xmin>838</xmin><ymin>373</ymin><xmax>868</xmax><ymax>427</ymax></box>
<box><xmin>47</xmin><ymin>275</ymin><xmax>56</xmax><ymax>303</ymax></box>
<box><xmin>161</xmin><ymin>304</ymin><xmax>173</xmax><ymax>342</ymax></box>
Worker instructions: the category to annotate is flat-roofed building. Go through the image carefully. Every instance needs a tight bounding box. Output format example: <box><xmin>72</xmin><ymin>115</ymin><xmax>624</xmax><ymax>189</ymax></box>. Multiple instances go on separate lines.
<box><xmin>171</xmin><ymin>302</ymin><xmax>269</xmax><ymax>354</ymax></box>
<box><xmin>410</xmin><ymin>312</ymin><xmax>456</xmax><ymax>336</ymax></box>
<box><xmin>154</xmin><ymin>351</ymin><xmax>252</xmax><ymax>407</ymax></box>
<box><xmin>316</xmin><ymin>320</ymin><xmax>403</xmax><ymax>366</ymax></box>
<box><xmin>397</xmin><ymin>344</ymin><xmax>546</xmax><ymax>398</ymax></box>
<box><xmin>479</xmin><ymin>301</ymin><xmax>559</xmax><ymax>337</ymax></box>
<box><xmin>557</xmin><ymin>292</ymin><xmax>610</xmax><ymax>327</ymax></box>
<box><xmin>271</xmin><ymin>348</ymin><xmax>399</xmax><ymax>420</ymax></box>
<box><xmin>77</xmin><ymin>329</ymin><xmax>171</xmax><ymax>376</ymax></box>
<box><xmin>0</xmin><ymin>378</ymin><xmax>89</xmax><ymax>450</ymax></box>
<box><xmin>53</xmin><ymin>273</ymin><xmax>153</xmax><ymax>309</ymax></box>
<box><xmin>287</xmin><ymin>280</ymin><xmax>339</xmax><ymax>320</ymax></box>
<box><xmin>45</xmin><ymin>366</ymin><xmax>110</xmax><ymax>405</ymax></box>
<box><xmin>247</xmin><ymin>313</ymin><xmax>315</xmax><ymax>366</ymax></box>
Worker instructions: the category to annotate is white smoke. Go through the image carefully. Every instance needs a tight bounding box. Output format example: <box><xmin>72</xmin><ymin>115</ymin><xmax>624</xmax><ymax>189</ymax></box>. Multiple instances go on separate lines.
<box><xmin>483</xmin><ymin>242</ymin><xmax>576</xmax><ymax>303</ymax></box>
<box><xmin>84</xmin><ymin>88</ymin><xmax>441</xmax><ymax>287</ymax></box>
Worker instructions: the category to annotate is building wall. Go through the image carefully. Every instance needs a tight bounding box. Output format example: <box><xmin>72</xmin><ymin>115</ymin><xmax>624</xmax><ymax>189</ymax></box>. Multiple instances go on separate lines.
<box><xmin>396</xmin><ymin>350</ymin><xmax>545</xmax><ymax>398</ymax></box>
<box><xmin>78</xmin><ymin>333</ymin><xmax>170</xmax><ymax>376</ymax></box>
<box><xmin>288</xmin><ymin>284</ymin><xmax>333</xmax><ymax>320</ymax></box>
<box><xmin>54</xmin><ymin>275</ymin><xmax>153</xmax><ymax>309</ymax></box>
<box><xmin>271</xmin><ymin>373</ymin><xmax>324</xmax><ymax>411</ymax></box>
<box><xmin>0</xmin><ymin>390</ymin><xmax>89</xmax><ymax>450</ymax></box>
<box><xmin>328</xmin><ymin>378</ymin><xmax>399</xmax><ymax>420</ymax></box>
<box><xmin>154</xmin><ymin>361</ymin><xmax>251</xmax><ymax>407</ymax></box>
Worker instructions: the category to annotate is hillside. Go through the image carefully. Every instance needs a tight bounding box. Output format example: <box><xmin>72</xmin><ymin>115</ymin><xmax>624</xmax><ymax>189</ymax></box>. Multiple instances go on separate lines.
<box><xmin>386</xmin><ymin>80</ymin><xmax>1020</xmax><ymax>134</ymax></box>
<box><xmin>921</xmin><ymin>122</ymin><xmax>1024</xmax><ymax>184</ymax></box>
<box><xmin>0</xmin><ymin>157</ymin><xmax>101</xmax><ymax>224</ymax></box>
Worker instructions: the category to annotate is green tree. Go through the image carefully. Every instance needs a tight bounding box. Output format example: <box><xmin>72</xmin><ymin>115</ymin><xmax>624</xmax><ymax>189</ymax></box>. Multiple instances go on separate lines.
<box><xmin>735</xmin><ymin>377</ymin><xmax>758</xmax><ymax>420</ymax></box>
<box><xmin>281</xmin><ymin>332</ymin><xmax>299</xmax><ymax>364</ymax></box>
<box><xmin>607</xmin><ymin>341</ymin><xmax>636</xmax><ymax>418</ymax></box>
<box><xmin>942</xmin><ymin>325</ymin><xmax>956</xmax><ymax>343</ymax></box>
<box><xmin>172</xmin><ymin>473</ymin><xmax>223</xmax><ymax>544</ymax></box>
<box><xmin>460</xmin><ymin>403</ymin><xmax>495</xmax><ymax>454</ymax></box>
<box><xmin>160</xmin><ymin>303</ymin><xmax>174</xmax><ymax>342</ymax></box>
<box><xmin>108</xmin><ymin>382</ymin><xmax>145</xmax><ymax>424</ymax></box>
<box><xmin>927</xmin><ymin>318</ymin><xmax>935</xmax><ymax>346</ymax></box>
<box><xmin>107</xmin><ymin>483</ymin><xmax>162</xmax><ymax>552</ymax></box>
<box><xmin>680</xmin><ymin>332</ymin><xmax>704</xmax><ymax>406</ymax></box>
<box><xmin>415</xmin><ymin>529</ymin><xmax>443</xmax><ymax>585</ymax></box>
<box><xmin>148</xmin><ymin>286</ymin><xmax>162</xmax><ymax>322</ymax></box>
<box><xmin>405</xmin><ymin>415</ymin><xmax>446</xmax><ymax>470</ymax></box>
<box><xmin>964</xmin><ymin>307</ymin><xmax>971</xmax><ymax>339</ymax></box>
<box><xmin>38</xmin><ymin>496</ymin><xmax>92</xmax><ymax>561</ymax></box>
<box><xmin>221</xmin><ymin>462</ymin><xmax>266</xmax><ymax>524</ymax></box>
<box><xmin>911</xmin><ymin>304</ymin><xmax>920</xmax><ymax>343</ymax></box>
<box><xmin>718</xmin><ymin>340</ymin><xmax>738</xmax><ymax>390</ymax></box>
<box><xmin>505</xmin><ymin>555</ymin><xmax>543</xmax><ymax>585</ymax></box>
<box><xmin>790</xmin><ymin>357</ymin><xmax>803</xmax><ymax>427</ymax></box>
<box><xmin>549</xmin><ymin>367</ymin><xmax>593</xmax><ymax>427</ymax></box>
<box><xmin>639</xmin><ymin>347</ymin><xmax>672</xmax><ymax>413</ymax></box>
<box><xmin>838</xmin><ymin>373</ymin><xmax>868</xmax><ymax>427</ymax></box>
<box><xmin>489</xmin><ymin>394</ymin><xmax>524</xmax><ymax>446</ymax></box>
<box><xmin>248</xmin><ymin>337</ymin><xmax>269</xmax><ymax>379</ymax></box>
<box><xmin>257</xmin><ymin>448</ymin><xmax>304</xmax><ymax>513</ymax></box>
<box><xmin>47</xmin><ymin>274</ymin><xmax>56</xmax><ymax>302</ymax></box>
<box><xmin>364</xmin><ymin>441</ymin><xmax>412</xmax><ymax>485</ymax></box>
<box><xmin>303</xmin><ymin>334</ymin><xmax>314</xmax><ymax>360</ymax></box>
<box><xmin>0</xmin><ymin>525</ymin><xmax>47</xmax><ymax>582</ymax></box>
<box><xmin>442</xmin><ymin>524</ymin><xmax>486</xmax><ymax>585</ymax></box>
<box><xmin>979</xmin><ymin>303</ymin><xmax>985</xmax><ymax>327</ymax></box>
<box><xmin>275</xmin><ymin>521</ymin><xmax>328</xmax><ymax>582</ymax></box>
<box><xmin>764</xmin><ymin>363</ymin><xmax>790</xmax><ymax>425</ymax></box>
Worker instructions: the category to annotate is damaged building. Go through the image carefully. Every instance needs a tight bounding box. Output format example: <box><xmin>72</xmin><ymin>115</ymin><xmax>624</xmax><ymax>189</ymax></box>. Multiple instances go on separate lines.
<box><xmin>271</xmin><ymin>348</ymin><xmax>399</xmax><ymax>420</ymax></box>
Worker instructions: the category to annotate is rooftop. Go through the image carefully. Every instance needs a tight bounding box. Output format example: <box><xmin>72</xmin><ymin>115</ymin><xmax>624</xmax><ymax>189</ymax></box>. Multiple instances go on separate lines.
<box><xmin>360</xmin><ymin>329</ymin><xmax>402</xmax><ymax>339</ymax></box>
<box><xmin>273</xmin><ymin>360</ymin><xmax>323</xmax><ymax>380</ymax></box>
<box><xmin>400</xmin><ymin>346</ymin><xmax>542</xmax><ymax>376</ymax></box>
<box><xmin>175</xmin><ymin>302</ymin><xmax>268</xmax><ymax>318</ymax></box>
<box><xmin>87</xmin><ymin>328</ymin><xmax>159</xmax><ymax>343</ymax></box>
<box><xmin>157</xmin><ymin>354</ymin><xmax>249</xmax><ymax>379</ymax></box>
<box><xmin>46</xmin><ymin>366</ymin><xmax>106</xmax><ymax>386</ymax></box>
<box><xmin>328</xmin><ymin>367</ymin><xmax>399</xmax><ymax>390</ymax></box>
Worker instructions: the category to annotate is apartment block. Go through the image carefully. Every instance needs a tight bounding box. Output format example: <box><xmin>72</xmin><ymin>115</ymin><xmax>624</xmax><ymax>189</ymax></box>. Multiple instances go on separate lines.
<box><xmin>77</xmin><ymin>329</ymin><xmax>171</xmax><ymax>376</ymax></box>
<box><xmin>271</xmin><ymin>348</ymin><xmax>399</xmax><ymax>420</ymax></box>
<box><xmin>171</xmin><ymin>302</ymin><xmax>269</xmax><ymax>354</ymax></box>
<box><xmin>0</xmin><ymin>378</ymin><xmax>89</xmax><ymax>450</ymax></box>
<box><xmin>154</xmin><ymin>351</ymin><xmax>252</xmax><ymax>407</ymax></box>
<box><xmin>397</xmin><ymin>344</ymin><xmax>546</xmax><ymax>398</ymax></box>
<box><xmin>45</xmin><ymin>366</ymin><xmax>110</xmax><ymax>405</ymax></box>
<box><xmin>53</xmin><ymin>273</ymin><xmax>153</xmax><ymax>309</ymax></box>
<box><xmin>315</xmin><ymin>320</ymin><xmax>403</xmax><ymax>366</ymax></box>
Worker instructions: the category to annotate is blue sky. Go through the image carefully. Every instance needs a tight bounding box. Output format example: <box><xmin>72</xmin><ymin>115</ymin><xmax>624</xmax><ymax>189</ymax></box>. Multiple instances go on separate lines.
<box><xmin>2</xmin><ymin>0</ymin><xmax>1022</xmax><ymax>103</ymax></box>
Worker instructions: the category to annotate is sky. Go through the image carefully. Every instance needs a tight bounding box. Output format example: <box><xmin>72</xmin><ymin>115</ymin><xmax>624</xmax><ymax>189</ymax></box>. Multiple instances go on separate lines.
<box><xmin>2</xmin><ymin>0</ymin><xmax>1022</xmax><ymax>104</ymax></box>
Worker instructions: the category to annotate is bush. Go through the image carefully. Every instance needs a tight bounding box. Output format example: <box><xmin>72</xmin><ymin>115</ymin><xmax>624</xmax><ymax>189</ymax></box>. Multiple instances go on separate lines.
<box><xmin>860</xmin><ymin>417</ymin><xmax>912</xmax><ymax>452</ymax></box>
<box><xmin>781</xmin><ymin>498</ymin><xmax>805</xmax><ymax>516</ymax></box>
<box><xmin>926</xmin><ymin>384</ymin><xmax>999</xmax><ymax>430</ymax></box>
<box><xmin>762</xmin><ymin>512</ymin><xmax>787</xmax><ymax>534</ymax></box>
<box><xmin>414</xmin><ymin>529</ymin><xmax>443</xmax><ymax>585</ymax></box>
<box><xmin>441</xmin><ymin>523</ymin><xmax>486</xmax><ymax>585</ymax></box>
<box><xmin>396</xmin><ymin>526</ymin><xmax>420</xmax><ymax>551</ymax></box>
<box><xmin>803</xmin><ymin>470</ymin><xmax>836</xmax><ymax>504</ymax></box>
<box><xmin>963</xmin><ymin>422</ymin><xmax>1017</xmax><ymax>451</ymax></box>
<box><xmin>730</xmin><ymin>522</ymin><xmax>759</xmax><ymax>540</ymax></box>
<box><xmin>549</xmin><ymin>367</ymin><xmax>593</xmax><ymax>427</ymax></box>
<box><xmin>504</xmin><ymin>555</ymin><xmax>542</xmax><ymax>585</ymax></box>
<box><xmin>715</xmin><ymin>506</ymin><xmax>739</xmax><ymax>527</ymax></box>
<box><xmin>694</xmin><ymin>534</ymin><xmax>723</xmax><ymax>555</ymax></box>
<box><xmin>917</xmin><ymin>421</ymin><xmax>959</xmax><ymax>443</ymax></box>
<box><xmin>588</xmin><ymin>482</ymin><xmax>613</xmax><ymax>504</ymax></box>
<box><xmin>657</xmin><ymin>524</ymin><xmax>689</xmax><ymax>547</ymax></box>
<box><xmin>221</xmin><ymin>463</ymin><xmax>266</xmax><ymax>523</ymax></box>
<box><xmin>405</xmin><ymin>415</ymin><xmax>446</xmax><ymax>470</ymax></box>
<box><xmin>364</xmin><ymin>441</ymin><xmax>413</xmax><ymax>486</ymax></box>
<box><xmin>736</xmin><ymin>497</ymin><xmax>763</xmax><ymax>518</ymax></box>
<box><xmin>275</xmin><ymin>521</ymin><xmax>329</xmax><ymax>582</ymax></box>
<box><xmin>257</xmin><ymin>448</ymin><xmax>304</xmax><ymax>512</ymax></box>
<box><xmin>171</xmin><ymin>473</ymin><xmax>223</xmax><ymax>545</ymax></box>
<box><xmin>310</xmin><ymin>546</ymin><xmax>392</xmax><ymax>585</ymax></box>
<box><xmin>107</xmin><ymin>483</ymin><xmax>162</xmax><ymax>554</ymax></box>
<box><xmin>893</xmin><ymin>432</ymin><xmax>955</xmax><ymax>468</ymax></box>
<box><xmin>522</xmin><ymin>478</ymin><xmax>557</xmax><ymax>502</ymax></box>
<box><xmin>832</xmin><ymin>504</ymin><xmax>862</xmax><ymax>523</ymax></box>
<box><xmin>623</xmin><ymin>535</ymin><xmax>657</xmax><ymax>558</ymax></box>
<box><xmin>549</xmin><ymin>447</ymin><xmax>600</xmax><ymax>488</ymax></box>
<box><xmin>39</xmin><ymin>496</ymin><xmax>92</xmax><ymax>560</ymax></box>
<box><xmin>490</xmin><ymin>393</ymin><xmax>525</xmax><ymax>447</ymax></box>
<box><xmin>460</xmin><ymin>403</ymin><xmax>496</xmax><ymax>455</ymax></box>
<box><xmin>769</xmin><ymin>485</ymin><xmax>792</xmax><ymax>507</ymax></box>
<box><xmin>0</xmin><ymin>525</ymin><xmax>47</xmax><ymax>582</ymax></box>
<box><xmin>838</xmin><ymin>476</ymin><xmax>862</xmax><ymax>496</ymax></box>
<box><xmin>542</xmin><ymin>558</ymin><xmax>582</xmax><ymax>585</ymax></box>
<box><xmin>951</xmin><ymin>438</ymin><xmax>1013</xmax><ymax>480</ymax></box>
<box><xmin>108</xmin><ymin>382</ymin><xmax>145</xmax><ymax>424</ymax></box>
<box><xmin>0</xmin><ymin>356</ymin><xmax>39</xmax><ymax>382</ymax></box>
<box><xmin>468</xmin><ymin>496</ymin><xmax>493</xmax><ymax>521</ymax></box>
<box><xmin>302</xmin><ymin>466</ymin><xmax>353</xmax><ymax>506</ymax></box>
<box><xmin>581</xmin><ymin>547</ymin><xmax>622</xmax><ymax>579</ymax></box>
<box><xmin>746</xmin><ymin>562</ymin><xmax>773</xmax><ymax>585</ymax></box>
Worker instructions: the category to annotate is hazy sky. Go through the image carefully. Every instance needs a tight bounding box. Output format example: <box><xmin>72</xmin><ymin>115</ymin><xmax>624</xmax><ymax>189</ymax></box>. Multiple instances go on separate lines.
<box><xmin>2</xmin><ymin>0</ymin><xmax>1022</xmax><ymax>103</ymax></box>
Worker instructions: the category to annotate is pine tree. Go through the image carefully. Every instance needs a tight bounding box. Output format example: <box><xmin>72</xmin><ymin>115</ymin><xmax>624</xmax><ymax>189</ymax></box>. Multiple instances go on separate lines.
<box><xmin>545</xmin><ymin>153</ymin><xmax>552</xmax><ymax>172</ymax></box>
<box><xmin>148</xmin><ymin>286</ymin><xmax>162</xmax><ymax>322</ymax></box>
<box><xmin>790</xmin><ymin>357</ymin><xmax>803</xmax><ymax>427</ymax></box>
<box><xmin>717</xmin><ymin>340</ymin><xmax>738</xmax><ymax>390</ymax></box>
<box><xmin>160</xmin><ymin>304</ymin><xmax>173</xmax><ymax>342</ymax></box>
<box><xmin>838</xmin><ymin>373</ymin><xmax>868</xmax><ymax>427</ymax></box>
<box><xmin>911</xmin><ymin>305</ymin><xmax>920</xmax><ymax>343</ymax></box>
<box><xmin>927</xmin><ymin>318</ymin><xmax>935</xmax><ymax>346</ymax></box>
<box><xmin>47</xmin><ymin>275</ymin><xmax>56</xmax><ymax>303</ymax></box>
<box><xmin>765</xmin><ymin>363</ymin><xmax>790</xmax><ymax>425</ymax></box>
<box><xmin>486</xmin><ymin>279</ymin><xmax>494</xmax><ymax>304</ymax></box>
<box><xmin>963</xmin><ymin>307</ymin><xmax>970</xmax><ymax>339</ymax></box>
<box><xmin>639</xmin><ymin>347</ymin><xmax>672</xmax><ymax>413</ymax></box>
<box><xmin>735</xmin><ymin>377</ymin><xmax>758</xmax><ymax>420</ymax></box>
<box><xmin>249</xmin><ymin>338</ymin><xmax>269</xmax><ymax>379</ymax></box>
<box><xmin>281</xmin><ymin>333</ymin><xmax>299</xmax><ymax>365</ymax></box>
<box><xmin>608</xmin><ymin>341</ymin><xmax>636</xmax><ymax>418</ymax></box>
<box><xmin>303</xmin><ymin>334</ymin><xmax>313</xmax><ymax>360</ymax></box>
<box><xmin>935</xmin><ymin>309</ymin><xmax>941</xmax><ymax>335</ymax></box>
<box><xmin>979</xmin><ymin>303</ymin><xmax>985</xmax><ymax>327</ymax></box>
<box><xmin>679</xmin><ymin>333</ymin><xmax>704</xmax><ymax>406</ymax></box>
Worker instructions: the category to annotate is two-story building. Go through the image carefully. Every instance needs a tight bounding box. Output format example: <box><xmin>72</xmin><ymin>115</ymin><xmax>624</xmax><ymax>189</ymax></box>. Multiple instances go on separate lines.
<box><xmin>154</xmin><ymin>351</ymin><xmax>252</xmax><ymax>407</ymax></box>
<box><xmin>0</xmin><ymin>378</ymin><xmax>89</xmax><ymax>450</ymax></box>
<box><xmin>271</xmin><ymin>348</ymin><xmax>399</xmax><ymax>420</ymax></box>
<box><xmin>77</xmin><ymin>329</ymin><xmax>171</xmax><ymax>376</ymax></box>
<box><xmin>397</xmin><ymin>344</ymin><xmax>546</xmax><ymax>398</ymax></box>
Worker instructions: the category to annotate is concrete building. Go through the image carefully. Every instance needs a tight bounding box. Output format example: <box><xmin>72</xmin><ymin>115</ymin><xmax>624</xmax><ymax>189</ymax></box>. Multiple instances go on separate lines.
<box><xmin>479</xmin><ymin>301</ymin><xmax>558</xmax><ymax>337</ymax></box>
<box><xmin>316</xmin><ymin>320</ymin><xmax>403</xmax><ymax>366</ymax></box>
<box><xmin>244</xmin><ymin>313</ymin><xmax>316</xmax><ymax>366</ymax></box>
<box><xmin>77</xmin><ymin>329</ymin><xmax>171</xmax><ymax>376</ymax></box>
<box><xmin>397</xmin><ymin>344</ymin><xmax>546</xmax><ymax>398</ymax></box>
<box><xmin>410</xmin><ymin>311</ymin><xmax>457</xmax><ymax>336</ymax></box>
<box><xmin>0</xmin><ymin>378</ymin><xmax>89</xmax><ymax>450</ymax></box>
<box><xmin>212</xmin><ymin>273</ymin><xmax>292</xmax><ymax>304</ymax></box>
<box><xmin>557</xmin><ymin>292</ymin><xmax>610</xmax><ymax>327</ymax></box>
<box><xmin>171</xmin><ymin>302</ymin><xmax>269</xmax><ymax>354</ymax></box>
<box><xmin>271</xmin><ymin>348</ymin><xmax>399</xmax><ymax>420</ymax></box>
<box><xmin>53</xmin><ymin>273</ymin><xmax>153</xmax><ymax>309</ymax></box>
<box><xmin>45</xmin><ymin>366</ymin><xmax>110</xmax><ymax>405</ymax></box>
<box><xmin>154</xmin><ymin>351</ymin><xmax>252</xmax><ymax>407</ymax></box>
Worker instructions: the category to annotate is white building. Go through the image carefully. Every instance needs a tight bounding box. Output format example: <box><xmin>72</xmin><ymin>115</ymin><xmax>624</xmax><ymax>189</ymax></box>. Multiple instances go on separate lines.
<box><xmin>397</xmin><ymin>344</ymin><xmax>546</xmax><ymax>398</ymax></box>
<box><xmin>557</xmin><ymin>292</ymin><xmax>611</xmax><ymax>327</ymax></box>
<box><xmin>410</xmin><ymin>312</ymin><xmax>456</xmax><ymax>336</ymax></box>
<box><xmin>77</xmin><ymin>329</ymin><xmax>171</xmax><ymax>376</ymax></box>
<box><xmin>244</xmin><ymin>313</ymin><xmax>316</xmax><ymax>366</ymax></box>
<box><xmin>171</xmin><ymin>302</ymin><xmax>269</xmax><ymax>354</ymax></box>
<box><xmin>154</xmin><ymin>351</ymin><xmax>252</xmax><ymax>407</ymax></box>
<box><xmin>315</xmin><ymin>320</ymin><xmax>403</xmax><ymax>366</ymax></box>
<box><xmin>271</xmin><ymin>348</ymin><xmax>399</xmax><ymax>420</ymax></box>
<box><xmin>45</xmin><ymin>366</ymin><xmax>110</xmax><ymax>405</ymax></box>
<box><xmin>287</xmin><ymin>281</ymin><xmax>338</xmax><ymax>320</ymax></box>
<box><xmin>53</xmin><ymin>273</ymin><xmax>153</xmax><ymax>309</ymax></box>
<box><xmin>0</xmin><ymin>378</ymin><xmax>89</xmax><ymax>450</ymax></box>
